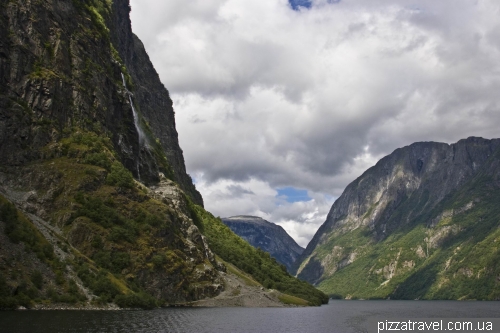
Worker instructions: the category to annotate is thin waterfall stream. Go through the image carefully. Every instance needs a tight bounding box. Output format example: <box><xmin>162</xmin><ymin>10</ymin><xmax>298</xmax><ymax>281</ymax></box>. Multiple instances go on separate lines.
<box><xmin>121</xmin><ymin>73</ymin><xmax>146</xmax><ymax>180</ymax></box>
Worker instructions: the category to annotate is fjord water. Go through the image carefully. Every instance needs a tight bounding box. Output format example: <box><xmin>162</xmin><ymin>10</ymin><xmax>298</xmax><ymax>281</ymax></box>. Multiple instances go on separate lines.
<box><xmin>1</xmin><ymin>301</ymin><xmax>498</xmax><ymax>333</ymax></box>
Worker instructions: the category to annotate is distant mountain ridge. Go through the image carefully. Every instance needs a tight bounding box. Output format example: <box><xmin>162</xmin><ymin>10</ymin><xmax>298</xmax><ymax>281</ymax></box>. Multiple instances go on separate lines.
<box><xmin>222</xmin><ymin>216</ymin><xmax>304</xmax><ymax>272</ymax></box>
<box><xmin>294</xmin><ymin>137</ymin><xmax>500</xmax><ymax>300</ymax></box>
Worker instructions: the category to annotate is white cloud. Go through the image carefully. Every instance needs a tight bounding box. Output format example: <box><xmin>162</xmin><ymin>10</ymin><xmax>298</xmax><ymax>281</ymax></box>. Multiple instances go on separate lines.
<box><xmin>193</xmin><ymin>174</ymin><xmax>334</xmax><ymax>247</ymax></box>
<box><xmin>130</xmin><ymin>0</ymin><xmax>500</xmax><ymax>246</ymax></box>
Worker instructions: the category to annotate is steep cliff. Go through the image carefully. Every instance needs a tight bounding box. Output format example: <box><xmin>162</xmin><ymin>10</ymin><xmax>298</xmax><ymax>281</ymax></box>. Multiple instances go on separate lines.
<box><xmin>108</xmin><ymin>1</ymin><xmax>203</xmax><ymax>205</ymax></box>
<box><xmin>0</xmin><ymin>0</ymin><xmax>201</xmax><ymax>204</ymax></box>
<box><xmin>0</xmin><ymin>0</ymin><xmax>322</xmax><ymax>309</ymax></box>
<box><xmin>295</xmin><ymin>137</ymin><xmax>500</xmax><ymax>300</ymax></box>
<box><xmin>222</xmin><ymin>216</ymin><xmax>304</xmax><ymax>272</ymax></box>
<box><xmin>0</xmin><ymin>0</ymin><xmax>212</xmax><ymax>308</ymax></box>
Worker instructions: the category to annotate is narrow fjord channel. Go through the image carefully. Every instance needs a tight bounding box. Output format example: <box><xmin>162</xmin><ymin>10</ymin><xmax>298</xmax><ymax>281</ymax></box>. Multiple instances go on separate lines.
<box><xmin>1</xmin><ymin>301</ymin><xmax>498</xmax><ymax>333</ymax></box>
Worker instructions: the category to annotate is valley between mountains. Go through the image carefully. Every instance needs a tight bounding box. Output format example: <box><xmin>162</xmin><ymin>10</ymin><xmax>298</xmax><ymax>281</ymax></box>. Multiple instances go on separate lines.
<box><xmin>0</xmin><ymin>0</ymin><xmax>326</xmax><ymax>309</ymax></box>
<box><xmin>225</xmin><ymin>138</ymin><xmax>500</xmax><ymax>301</ymax></box>
<box><xmin>0</xmin><ymin>0</ymin><xmax>498</xmax><ymax>311</ymax></box>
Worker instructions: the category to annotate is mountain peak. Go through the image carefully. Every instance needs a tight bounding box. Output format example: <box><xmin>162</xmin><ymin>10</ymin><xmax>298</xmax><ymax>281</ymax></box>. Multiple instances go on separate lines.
<box><xmin>294</xmin><ymin>137</ymin><xmax>500</xmax><ymax>300</ymax></box>
<box><xmin>222</xmin><ymin>216</ymin><xmax>304</xmax><ymax>272</ymax></box>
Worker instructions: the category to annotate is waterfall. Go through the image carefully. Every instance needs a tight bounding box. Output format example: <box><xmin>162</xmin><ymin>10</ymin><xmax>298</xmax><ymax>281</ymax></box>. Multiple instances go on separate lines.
<box><xmin>121</xmin><ymin>73</ymin><xmax>146</xmax><ymax>181</ymax></box>
<box><xmin>121</xmin><ymin>73</ymin><xmax>146</xmax><ymax>146</ymax></box>
<box><xmin>121</xmin><ymin>72</ymin><xmax>127</xmax><ymax>88</ymax></box>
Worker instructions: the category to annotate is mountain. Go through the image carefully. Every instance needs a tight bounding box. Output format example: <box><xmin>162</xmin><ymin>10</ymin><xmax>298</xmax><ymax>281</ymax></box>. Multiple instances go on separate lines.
<box><xmin>0</xmin><ymin>0</ymin><xmax>326</xmax><ymax>309</ymax></box>
<box><xmin>0</xmin><ymin>0</ymin><xmax>201</xmax><ymax>206</ymax></box>
<box><xmin>199</xmin><ymin>211</ymin><xmax>328</xmax><ymax>305</ymax></box>
<box><xmin>294</xmin><ymin>137</ymin><xmax>500</xmax><ymax>300</ymax></box>
<box><xmin>0</xmin><ymin>0</ymin><xmax>217</xmax><ymax>309</ymax></box>
<box><xmin>222</xmin><ymin>216</ymin><xmax>304</xmax><ymax>272</ymax></box>
<box><xmin>109</xmin><ymin>2</ymin><xmax>202</xmax><ymax>206</ymax></box>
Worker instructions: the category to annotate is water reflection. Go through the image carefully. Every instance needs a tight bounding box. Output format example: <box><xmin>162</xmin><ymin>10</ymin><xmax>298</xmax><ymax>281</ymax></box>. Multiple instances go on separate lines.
<box><xmin>0</xmin><ymin>301</ymin><xmax>499</xmax><ymax>333</ymax></box>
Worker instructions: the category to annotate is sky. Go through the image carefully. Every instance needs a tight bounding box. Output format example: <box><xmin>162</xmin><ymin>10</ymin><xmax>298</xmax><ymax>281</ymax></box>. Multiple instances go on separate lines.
<box><xmin>129</xmin><ymin>0</ymin><xmax>500</xmax><ymax>247</ymax></box>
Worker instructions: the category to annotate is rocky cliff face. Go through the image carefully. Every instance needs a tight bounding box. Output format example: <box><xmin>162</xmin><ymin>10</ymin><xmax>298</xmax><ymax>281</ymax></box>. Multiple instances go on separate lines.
<box><xmin>109</xmin><ymin>1</ymin><xmax>203</xmax><ymax>206</ymax></box>
<box><xmin>0</xmin><ymin>0</ymin><xmax>214</xmax><ymax>309</ymax></box>
<box><xmin>295</xmin><ymin>137</ymin><xmax>500</xmax><ymax>300</ymax></box>
<box><xmin>1</xmin><ymin>0</ymin><xmax>149</xmax><ymax>180</ymax></box>
<box><xmin>0</xmin><ymin>0</ymin><xmax>325</xmax><ymax>309</ymax></box>
<box><xmin>222</xmin><ymin>216</ymin><xmax>304</xmax><ymax>272</ymax></box>
<box><xmin>0</xmin><ymin>0</ymin><xmax>201</xmax><ymax>204</ymax></box>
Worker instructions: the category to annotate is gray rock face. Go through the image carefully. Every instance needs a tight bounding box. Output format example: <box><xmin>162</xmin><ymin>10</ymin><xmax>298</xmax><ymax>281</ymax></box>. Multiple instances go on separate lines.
<box><xmin>109</xmin><ymin>1</ymin><xmax>203</xmax><ymax>206</ymax></box>
<box><xmin>294</xmin><ymin>137</ymin><xmax>500</xmax><ymax>283</ymax></box>
<box><xmin>222</xmin><ymin>216</ymin><xmax>304</xmax><ymax>272</ymax></box>
<box><xmin>0</xmin><ymin>0</ymin><xmax>215</xmax><ymax>307</ymax></box>
<box><xmin>0</xmin><ymin>0</ymin><xmax>202</xmax><ymax>205</ymax></box>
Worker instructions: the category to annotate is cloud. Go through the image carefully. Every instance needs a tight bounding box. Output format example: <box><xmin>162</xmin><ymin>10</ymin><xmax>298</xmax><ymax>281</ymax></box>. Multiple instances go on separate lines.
<box><xmin>193</xmin><ymin>174</ymin><xmax>334</xmax><ymax>247</ymax></box>
<box><xmin>130</xmin><ymin>0</ymin><xmax>500</xmax><ymax>245</ymax></box>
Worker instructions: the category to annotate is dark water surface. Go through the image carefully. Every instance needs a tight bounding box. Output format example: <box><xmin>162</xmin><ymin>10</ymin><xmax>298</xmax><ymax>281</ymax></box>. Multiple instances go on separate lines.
<box><xmin>0</xmin><ymin>301</ymin><xmax>499</xmax><ymax>333</ymax></box>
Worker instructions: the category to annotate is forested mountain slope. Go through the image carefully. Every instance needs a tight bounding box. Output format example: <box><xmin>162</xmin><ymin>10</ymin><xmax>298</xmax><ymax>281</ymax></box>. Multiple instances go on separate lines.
<box><xmin>222</xmin><ymin>216</ymin><xmax>304</xmax><ymax>272</ymax></box>
<box><xmin>295</xmin><ymin>137</ymin><xmax>500</xmax><ymax>300</ymax></box>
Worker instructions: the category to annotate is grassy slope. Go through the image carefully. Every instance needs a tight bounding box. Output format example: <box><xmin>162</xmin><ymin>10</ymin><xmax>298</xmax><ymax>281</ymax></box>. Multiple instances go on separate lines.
<box><xmin>192</xmin><ymin>206</ymin><xmax>329</xmax><ymax>305</ymax></box>
<box><xmin>0</xmin><ymin>196</ymin><xmax>81</xmax><ymax>309</ymax></box>
<box><xmin>216</xmin><ymin>256</ymin><xmax>310</xmax><ymax>306</ymax></box>
<box><xmin>0</xmin><ymin>131</ymin><xmax>205</xmax><ymax>309</ymax></box>
<box><xmin>315</xmin><ymin>164</ymin><xmax>500</xmax><ymax>300</ymax></box>
<box><xmin>1</xmin><ymin>129</ymin><xmax>327</xmax><ymax>308</ymax></box>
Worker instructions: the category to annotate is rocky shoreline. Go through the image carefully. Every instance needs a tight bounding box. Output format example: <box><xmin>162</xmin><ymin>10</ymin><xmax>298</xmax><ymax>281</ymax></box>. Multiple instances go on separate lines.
<box><xmin>6</xmin><ymin>268</ymin><xmax>304</xmax><ymax>311</ymax></box>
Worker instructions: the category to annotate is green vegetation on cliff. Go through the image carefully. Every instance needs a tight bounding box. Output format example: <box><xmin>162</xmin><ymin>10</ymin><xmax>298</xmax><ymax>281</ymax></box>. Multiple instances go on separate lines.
<box><xmin>0</xmin><ymin>197</ymin><xmax>54</xmax><ymax>262</ymax></box>
<box><xmin>316</xmin><ymin>180</ymin><xmax>500</xmax><ymax>300</ymax></box>
<box><xmin>0</xmin><ymin>127</ymin><xmax>223</xmax><ymax>309</ymax></box>
<box><xmin>1</xmin><ymin>0</ymin><xmax>322</xmax><ymax>310</ymax></box>
<box><xmin>191</xmin><ymin>206</ymin><xmax>329</xmax><ymax>305</ymax></box>
<box><xmin>0</xmin><ymin>196</ymin><xmax>87</xmax><ymax>309</ymax></box>
<box><xmin>0</xmin><ymin>126</ymin><xmax>327</xmax><ymax>308</ymax></box>
<box><xmin>298</xmin><ymin>139</ymin><xmax>500</xmax><ymax>300</ymax></box>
